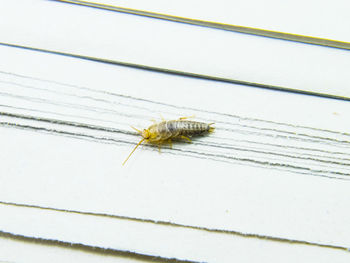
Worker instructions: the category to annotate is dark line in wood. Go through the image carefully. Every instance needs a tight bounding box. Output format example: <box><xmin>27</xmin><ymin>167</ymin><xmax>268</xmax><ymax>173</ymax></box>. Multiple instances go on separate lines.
<box><xmin>53</xmin><ymin>0</ymin><xmax>350</xmax><ymax>51</ymax></box>
<box><xmin>1</xmin><ymin>42</ymin><xmax>349</xmax><ymax>102</ymax></box>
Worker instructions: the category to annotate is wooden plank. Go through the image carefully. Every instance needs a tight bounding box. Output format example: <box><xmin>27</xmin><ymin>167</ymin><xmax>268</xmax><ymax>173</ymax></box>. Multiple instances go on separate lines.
<box><xmin>1</xmin><ymin>46</ymin><xmax>350</xmax><ymax>251</ymax></box>
<box><xmin>1</xmin><ymin>0</ymin><xmax>350</xmax><ymax>98</ymax></box>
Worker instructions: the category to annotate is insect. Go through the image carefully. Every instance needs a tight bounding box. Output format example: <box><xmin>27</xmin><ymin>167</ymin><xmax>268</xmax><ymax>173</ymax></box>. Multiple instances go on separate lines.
<box><xmin>122</xmin><ymin>116</ymin><xmax>214</xmax><ymax>165</ymax></box>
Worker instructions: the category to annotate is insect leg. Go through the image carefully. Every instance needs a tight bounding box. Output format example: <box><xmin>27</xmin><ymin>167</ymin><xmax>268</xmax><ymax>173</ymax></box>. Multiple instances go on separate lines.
<box><xmin>167</xmin><ymin>139</ymin><xmax>173</xmax><ymax>149</ymax></box>
<box><xmin>179</xmin><ymin>115</ymin><xmax>195</xmax><ymax>120</ymax></box>
<box><xmin>159</xmin><ymin>114</ymin><xmax>166</xmax><ymax>121</ymax></box>
<box><xmin>180</xmin><ymin>135</ymin><xmax>192</xmax><ymax>143</ymax></box>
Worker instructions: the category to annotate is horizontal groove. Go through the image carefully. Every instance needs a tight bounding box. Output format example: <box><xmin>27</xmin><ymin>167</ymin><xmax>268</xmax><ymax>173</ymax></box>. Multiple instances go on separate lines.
<box><xmin>1</xmin><ymin>201</ymin><xmax>348</xmax><ymax>252</ymax></box>
<box><xmin>0</xmin><ymin>71</ymin><xmax>349</xmax><ymax>180</ymax></box>
<box><xmin>54</xmin><ymin>0</ymin><xmax>350</xmax><ymax>51</ymax></box>
<box><xmin>1</xmin><ymin>121</ymin><xmax>348</xmax><ymax>181</ymax></box>
<box><xmin>0</xmin><ymin>232</ymin><xmax>196</xmax><ymax>263</ymax></box>
<box><xmin>1</xmin><ymin>42</ymin><xmax>350</xmax><ymax>102</ymax></box>
<box><xmin>3</xmin><ymin>70</ymin><xmax>350</xmax><ymax>137</ymax></box>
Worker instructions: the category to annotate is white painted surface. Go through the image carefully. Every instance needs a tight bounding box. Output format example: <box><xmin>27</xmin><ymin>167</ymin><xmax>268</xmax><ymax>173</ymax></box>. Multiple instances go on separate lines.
<box><xmin>1</xmin><ymin>1</ymin><xmax>350</xmax><ymax>262</ymax></box>
<box><xmin>1</xmin><ymin>0</ymin><xmax>350</xmax><ymax>97</ymax></box>
<box><xmin>94</xmin><ymin>0</ymin><xmax>350</xmax><ymax>42</ymax></box>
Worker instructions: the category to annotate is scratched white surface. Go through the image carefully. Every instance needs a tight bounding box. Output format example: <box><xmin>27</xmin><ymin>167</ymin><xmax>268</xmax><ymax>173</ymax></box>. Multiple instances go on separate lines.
<box><xmin>1</xmin><ymin>1</ymin><xmax>350</xmax><ymax>262</ymax></box>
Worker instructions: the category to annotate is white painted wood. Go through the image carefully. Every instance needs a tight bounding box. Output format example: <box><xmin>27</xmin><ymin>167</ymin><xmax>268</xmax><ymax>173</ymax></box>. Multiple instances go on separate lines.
<box><xmin>1</xmin><ymin>203</ymin><xmax>349</xmax><ymax>263</ymax></box>
<box><xmin>1</xmin><ymin>0</ymin><xmax>350</xmax><ymax>98</ymax></box>
<box><xmin>88</xmin><ymin>0</ymin><xmax>350</xmax><ymax>42</ymax></box>
<box><xmin>1</xmin><ymin>1</ymin><xmax>350</xmax><ymax>262</ymax></box>
<box><xmin>1</xmin><ymin>45</ymin><xmax>350</xmax><ymax>253</ymax></box>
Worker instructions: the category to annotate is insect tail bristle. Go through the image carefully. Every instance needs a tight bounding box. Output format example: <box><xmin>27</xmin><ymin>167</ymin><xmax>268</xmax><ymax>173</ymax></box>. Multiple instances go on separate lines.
<box><xmin>208</xmin><ymin>123</ymin><xmax>215</xmax><ymax>133</ymax></box>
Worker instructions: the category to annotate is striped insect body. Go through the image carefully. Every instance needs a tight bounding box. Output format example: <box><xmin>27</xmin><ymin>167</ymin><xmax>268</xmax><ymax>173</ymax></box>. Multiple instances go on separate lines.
<box><xmin>122</xmin><ymin>117</ymin><xmax>214</xmax><ymax>165</ymax></box>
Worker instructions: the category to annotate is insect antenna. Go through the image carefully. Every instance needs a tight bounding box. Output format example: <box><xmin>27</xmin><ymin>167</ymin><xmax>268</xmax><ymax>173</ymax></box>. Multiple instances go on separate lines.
<box><xmin>122</xmin><ymin>138</ymin><xmax>145</xmax><ymax>165</ymax></box>
<box><xmin>131</xmin><ymin>126</ymin><xmax>142</xmax><ymax>134</ymax></box>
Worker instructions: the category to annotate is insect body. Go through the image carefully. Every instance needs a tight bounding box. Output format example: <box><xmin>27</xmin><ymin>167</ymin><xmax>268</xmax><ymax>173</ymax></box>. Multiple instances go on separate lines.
<box><xmin>122</xmin><ymin>117</ymin><xmax>214</xmax><ymax>165</ymax></box>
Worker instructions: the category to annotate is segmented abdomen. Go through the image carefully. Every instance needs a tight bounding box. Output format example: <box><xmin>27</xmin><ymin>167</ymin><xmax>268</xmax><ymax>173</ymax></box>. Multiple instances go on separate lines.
<box><xmin>158</xmin><ymin>120</ymin><xmax>210</xmax><ymax>139</ymax></box>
